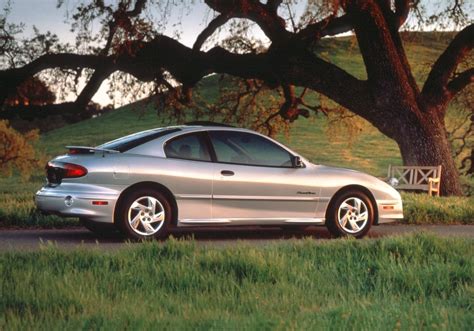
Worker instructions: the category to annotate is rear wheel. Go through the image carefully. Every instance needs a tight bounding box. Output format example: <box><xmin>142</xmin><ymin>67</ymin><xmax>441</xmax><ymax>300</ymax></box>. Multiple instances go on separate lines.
<box><xmin>116</xmin><ymin>189</ymin><xmax>172</xmax><ymax>241</ymax></box>
<box><xmin>326</xmin><ymin>190</ymin><xmax>374</xmax><ymax>238</ymax></box>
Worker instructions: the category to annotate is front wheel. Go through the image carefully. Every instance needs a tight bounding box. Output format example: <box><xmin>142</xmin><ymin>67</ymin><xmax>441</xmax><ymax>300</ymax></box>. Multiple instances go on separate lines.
<box><xmin>116</xmin><ymin>189</ymin><xmax>172</xmax><ymax>241</ymax></box>
<box><xmin>326</xmin><ymin>190</ymin><xmax>374</xmax><ymax>238</ymax></box>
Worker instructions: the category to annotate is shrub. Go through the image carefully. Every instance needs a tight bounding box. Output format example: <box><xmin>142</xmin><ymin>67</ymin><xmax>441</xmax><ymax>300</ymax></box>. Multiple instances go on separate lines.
<box><xmin>0</xmin><ymin>120</ymin><xmax>43</xmax><ymax>179</ymax></box>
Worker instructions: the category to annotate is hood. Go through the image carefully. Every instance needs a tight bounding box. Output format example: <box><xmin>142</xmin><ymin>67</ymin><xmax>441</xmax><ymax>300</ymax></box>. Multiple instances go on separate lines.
<box><xmin>313</xmin><ymin>164</ymin><xmax>400</xmax><ymax>201</ymax></box>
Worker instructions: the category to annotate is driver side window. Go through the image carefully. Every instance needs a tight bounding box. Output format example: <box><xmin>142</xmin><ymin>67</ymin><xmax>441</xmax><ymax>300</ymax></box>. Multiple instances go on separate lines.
<box><xmin>208</xmin><ymin>131</ymin><xmax>293</xmax><ymax>167</ymax></box>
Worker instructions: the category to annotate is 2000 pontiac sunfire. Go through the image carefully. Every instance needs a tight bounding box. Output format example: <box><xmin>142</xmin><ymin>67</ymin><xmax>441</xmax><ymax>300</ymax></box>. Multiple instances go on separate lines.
<box><xmin>36</xmin><ymin>123</ymin><xmax>403</xmax><ymax>240</ymax></box>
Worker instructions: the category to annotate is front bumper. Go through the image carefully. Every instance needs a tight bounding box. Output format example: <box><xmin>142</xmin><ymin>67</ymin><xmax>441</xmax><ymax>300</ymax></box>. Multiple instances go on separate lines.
<box><xmin>35</xmin><ymin>183</ymin><xmax>121</xmax><ymax>223</ymax></box>
<box><xmin>376</xmin><ymin>199</ymin><xmax>404</xmax><ymax>224</ymax></box>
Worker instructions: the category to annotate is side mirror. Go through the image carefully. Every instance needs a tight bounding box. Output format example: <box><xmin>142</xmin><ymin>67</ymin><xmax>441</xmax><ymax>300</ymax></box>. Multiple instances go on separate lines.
<box><xmin>291</xmin><ymin>155</ymin><xmax>304</xmax><ymax>168</ymax></box>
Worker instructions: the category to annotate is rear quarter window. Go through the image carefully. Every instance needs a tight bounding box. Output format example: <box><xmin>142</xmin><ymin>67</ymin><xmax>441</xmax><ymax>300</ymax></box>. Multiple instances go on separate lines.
<box><xmin>98</xmin><ymin>128</ymin><xmax>180</xmax><ymax>152</ymax></box>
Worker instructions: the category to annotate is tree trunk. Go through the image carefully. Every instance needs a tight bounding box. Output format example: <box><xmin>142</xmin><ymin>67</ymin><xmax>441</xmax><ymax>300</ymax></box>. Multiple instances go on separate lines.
<box><xmin>390</xmin><ymin>111</ymin><xmax>463</xmax><ymax>196</ymax></box>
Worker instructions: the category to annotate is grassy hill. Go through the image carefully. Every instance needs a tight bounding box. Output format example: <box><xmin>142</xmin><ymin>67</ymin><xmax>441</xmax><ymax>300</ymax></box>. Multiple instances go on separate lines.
<box><xmin>0</xmin><ymin>32</ymin><xmax>472</xmax><ymax>227</ymax></box>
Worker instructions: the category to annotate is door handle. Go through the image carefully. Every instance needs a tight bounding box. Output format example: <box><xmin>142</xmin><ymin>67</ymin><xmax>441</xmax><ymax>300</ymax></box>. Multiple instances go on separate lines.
<box><xmin>221</xmin><ymin>170</ymin><xmax>234</xmax><ymax>176</ymax></box>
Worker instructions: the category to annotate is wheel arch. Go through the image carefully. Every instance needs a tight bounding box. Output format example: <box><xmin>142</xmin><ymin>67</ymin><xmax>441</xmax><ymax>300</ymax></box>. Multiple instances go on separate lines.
<box><xmin>114</xmin><ymin>181</ymin><xmax>178</xmax><ymax>226</ymax></box>
<box><xmin>325</xmin><ymin>184</ymin><xmax>379</xmax><ymax>225</ymax></box>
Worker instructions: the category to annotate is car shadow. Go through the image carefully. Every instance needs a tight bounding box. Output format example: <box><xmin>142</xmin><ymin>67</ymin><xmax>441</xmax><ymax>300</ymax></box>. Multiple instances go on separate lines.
<box><xmin>31</xmin><ymin>226</ymin><xmax>335</xmax><ymax>245</ymax></box>
<box><xmin>170</xmin><ymin>226</ymin><xmax>333</xmax><ymax>241</ymax></box>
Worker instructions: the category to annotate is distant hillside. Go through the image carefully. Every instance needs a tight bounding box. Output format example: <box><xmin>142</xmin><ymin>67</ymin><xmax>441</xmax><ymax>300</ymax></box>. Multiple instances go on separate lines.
<box><xmin>314</xmin><ymin>31</ymin><xmax>457</xmax><ymax>83</ymax></box>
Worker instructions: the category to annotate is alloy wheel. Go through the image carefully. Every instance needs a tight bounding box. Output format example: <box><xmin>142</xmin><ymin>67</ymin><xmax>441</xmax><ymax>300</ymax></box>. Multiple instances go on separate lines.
<box><xmin>337</xmin><ymin>197</ymin><xmax>369</xmax><ymax>234</ymax></box>
<box><xmin>127</xmin><ymin>196</ymin><xmax>165</xmax><ymax>236</ymax></box>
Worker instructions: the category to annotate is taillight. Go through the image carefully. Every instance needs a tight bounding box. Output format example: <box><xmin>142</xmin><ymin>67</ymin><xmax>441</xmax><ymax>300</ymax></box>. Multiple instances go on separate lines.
<box><xmin>46</xmin><ymin>162</ymin><xmax>88</xmax><ymax>184</ymax></box>
<box><xmin>62</xmin><ymin>163</ymin><xmax>88</xmax><ymax>178</ymax></box>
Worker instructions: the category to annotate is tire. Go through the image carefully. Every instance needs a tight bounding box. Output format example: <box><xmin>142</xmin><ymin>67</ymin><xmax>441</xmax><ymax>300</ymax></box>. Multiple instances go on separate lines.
<box><xmin>80</xmin><ymin>218</ymin><xmax>117</xmax><ymax>236</ymax></box>
<box><xmin>326</xmin><ymin>190</ymin><xmax>374</xmax><ymax>238</ymax></box>
<box><xmin>115</xmin><ymin>188</ymin><xmax>172</xmax><ymax>241</ymax></box>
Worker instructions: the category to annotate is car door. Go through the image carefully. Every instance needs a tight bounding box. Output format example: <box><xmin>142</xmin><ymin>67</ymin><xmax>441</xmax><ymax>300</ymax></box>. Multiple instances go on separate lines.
<box><xmin>208</xmin><ymin>130</ymin><xmax>320</xmax><ymax>222</ymax></box>
<box><xmin>163</xmin><ymin>131</ymin><xmax>214</xmax><ymax>222</ymax></box>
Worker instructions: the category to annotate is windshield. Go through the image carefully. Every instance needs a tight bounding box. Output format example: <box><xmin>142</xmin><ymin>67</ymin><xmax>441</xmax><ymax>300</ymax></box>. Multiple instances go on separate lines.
<box><xmin>98</xmin><ymin>128</ymin><xmax>180</xmax><ymax>152</ymax></box>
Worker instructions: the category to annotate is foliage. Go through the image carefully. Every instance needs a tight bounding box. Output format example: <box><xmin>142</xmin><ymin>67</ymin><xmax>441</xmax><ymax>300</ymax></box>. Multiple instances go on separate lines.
<box><xmin>0</xmin><ymin>234</ymin><xmax>472</xmax><ymax>329</ymax></box>
<box><xmin>0</xmin><ymin>120</ymin><xmax>42</xmax><ymax>179</ymax></box>
<box><xmin>0</xmin><ymin>1</ymin><xmax>24</xmax><ymax>68</ymax></box>
<box><xmin>4</xmin><ymin>76</ymin><xmax>55</xmax><ymax>107</ymax></box>
<box><xmin>186</xmin><ymin>75</ymin><xmax>293</xmax><ymax>138</ymax></box>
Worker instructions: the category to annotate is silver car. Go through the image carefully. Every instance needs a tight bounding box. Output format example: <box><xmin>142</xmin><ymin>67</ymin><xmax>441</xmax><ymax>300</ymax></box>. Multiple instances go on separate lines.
<box><xmin>35</xmin><ymin>123</ymin><xmax>403</xmax><ymax>240</ymax></box>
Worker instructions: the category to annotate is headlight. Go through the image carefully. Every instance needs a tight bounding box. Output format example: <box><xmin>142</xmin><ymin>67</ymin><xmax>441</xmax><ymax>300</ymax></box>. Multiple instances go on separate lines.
<box><xmin>388</xmin><ymin>177</ymin><xmax>399</xmax><ymax>187</ymax></box>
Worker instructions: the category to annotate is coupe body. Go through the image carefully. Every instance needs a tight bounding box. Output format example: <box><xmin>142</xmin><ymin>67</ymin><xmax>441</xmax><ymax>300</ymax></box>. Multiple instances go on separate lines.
<box><xmin>36</xmin><ymin>124</ymin><xmax>403</xmax><ymax>239</ymax></box>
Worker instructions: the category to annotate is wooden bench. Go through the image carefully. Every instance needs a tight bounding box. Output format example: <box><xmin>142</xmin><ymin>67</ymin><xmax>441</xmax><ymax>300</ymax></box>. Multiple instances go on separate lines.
<box><xmin>387</xmin><ymin>165</ymin><xmax>442</xmax><ymax>196</ymax></box>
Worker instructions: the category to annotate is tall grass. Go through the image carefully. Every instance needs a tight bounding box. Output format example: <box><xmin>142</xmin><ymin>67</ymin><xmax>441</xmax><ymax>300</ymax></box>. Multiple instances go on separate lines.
<box><xmin>0</xmin><ymin>234</ymin><xmax>472</xmax><ymax>329</ymax></box>
<box><xmin>402</xmin><ymin>193</ymin><xmax>474</xmax><ymax>224</ymax></box>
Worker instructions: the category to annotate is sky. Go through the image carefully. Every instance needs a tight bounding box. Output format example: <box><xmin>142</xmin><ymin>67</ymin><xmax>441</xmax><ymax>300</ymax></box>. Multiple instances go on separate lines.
<box><xmin>4</xmin><ymin>0</ymin><xmax>473</xmax><ymax>106</ymax></box>
<box><xmin>6</xmin><ymin>0</ymin><xmax>222</xmax><ymax>48</ymax></box>
<box><xmin>6</xmin><ymin>0</ymin><xmax>233</xmax><ymax>106</ymax></box>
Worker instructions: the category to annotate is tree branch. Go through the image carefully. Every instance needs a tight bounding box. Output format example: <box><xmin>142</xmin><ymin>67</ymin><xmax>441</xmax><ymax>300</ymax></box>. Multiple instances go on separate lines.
<box><xmin>126</xmin><ymin>0</ymin><xmax>147</xmax><ymax>16</ymax></box>
<box><xmin>280</xmin><ymin>84</ymin><xmax>297</xmax><ymax>119</ymax></box>
<box><xmin>279</xmin><ymin>51</ymin><xmax>371</xmax><ymax>122</ymax></box>
<box><xmin>193</xmin><ymin>13</ymin><xmax>231</xmax><ymax>51</ymax></box>
<box><xmin>376</xmin><ymin>0</ymin><xmax>410</xmax><ymax>29</ymax></box>
<box><xmin>266</xmin><ymin>0</ymin><xmax>283</xmax><ymax>12</ymax></box>
<box><xmin>296</xmin><ymin>14</ymin><xmax>353</xmax><ymax>44</ymax></box>
<box><xmin>394</xmin><ymin>0</ymin><xmax>410</xmax><ymax>28</ymax></box>
<box><xmin>0</xmin><ymin>54</ymin><xmax>106</xmax><ymax>105</ymax></box>
<box><xmin>204</xmin><ymin>0</ymin><xmax>289</xmax><ymax>43</ymax></box>
<box><xmin>73</xmin><ymin>0</ymin><xmax>149</xmax><ymax>108</ymax></box>
<box><xmin>422</xmin><ymin>23</ymin><xmax>474</xmax><ymax>106</ymax></box>
<box><xmin>447</xmin><ymin>68</ymin><xmax>474</xmax><ymax>96</ymax></box>
<box><xmin>1</xmin><ymin>33</ymin><xmax>368</xmax><ymax>125</ymax></box>
<box><xmin>75</xmin><ymin>65</ymin><xmax>114</xmax><ymax>107</ymax></box>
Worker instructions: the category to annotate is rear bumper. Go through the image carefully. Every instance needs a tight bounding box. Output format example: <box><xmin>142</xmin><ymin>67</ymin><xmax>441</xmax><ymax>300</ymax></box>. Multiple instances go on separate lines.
<box><xmin>35</xmin><ymin>183</ymin><xmax>121</xmax><ymax>224</ymax></box>
<box><xmin>376</xmin><ymin>199</ymin><xmax>404</xmax><ymax>224</ymax></box>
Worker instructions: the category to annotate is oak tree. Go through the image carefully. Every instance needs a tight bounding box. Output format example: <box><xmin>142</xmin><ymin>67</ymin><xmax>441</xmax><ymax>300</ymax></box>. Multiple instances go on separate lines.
<box><xmin>0</xmin><ymin>0</ymin><xmax>473</xmax><ymax>195</ymax></box>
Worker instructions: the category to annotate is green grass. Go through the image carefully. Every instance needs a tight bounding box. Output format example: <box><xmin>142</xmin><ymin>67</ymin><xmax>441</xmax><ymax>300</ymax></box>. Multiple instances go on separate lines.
<box><xmin>0</xmin><ymin>32</ymin><xmax>472</xmax><ymax>228</ymax></box>
<box><xmin>0</xmin><ymin>234</ymin><xmax>472</xmax><ymax>329</ymax></box>
<box><xmin>402</xmin><ymin>193</ymin><xmax>474</xmax><ymax>224</ymax></box>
